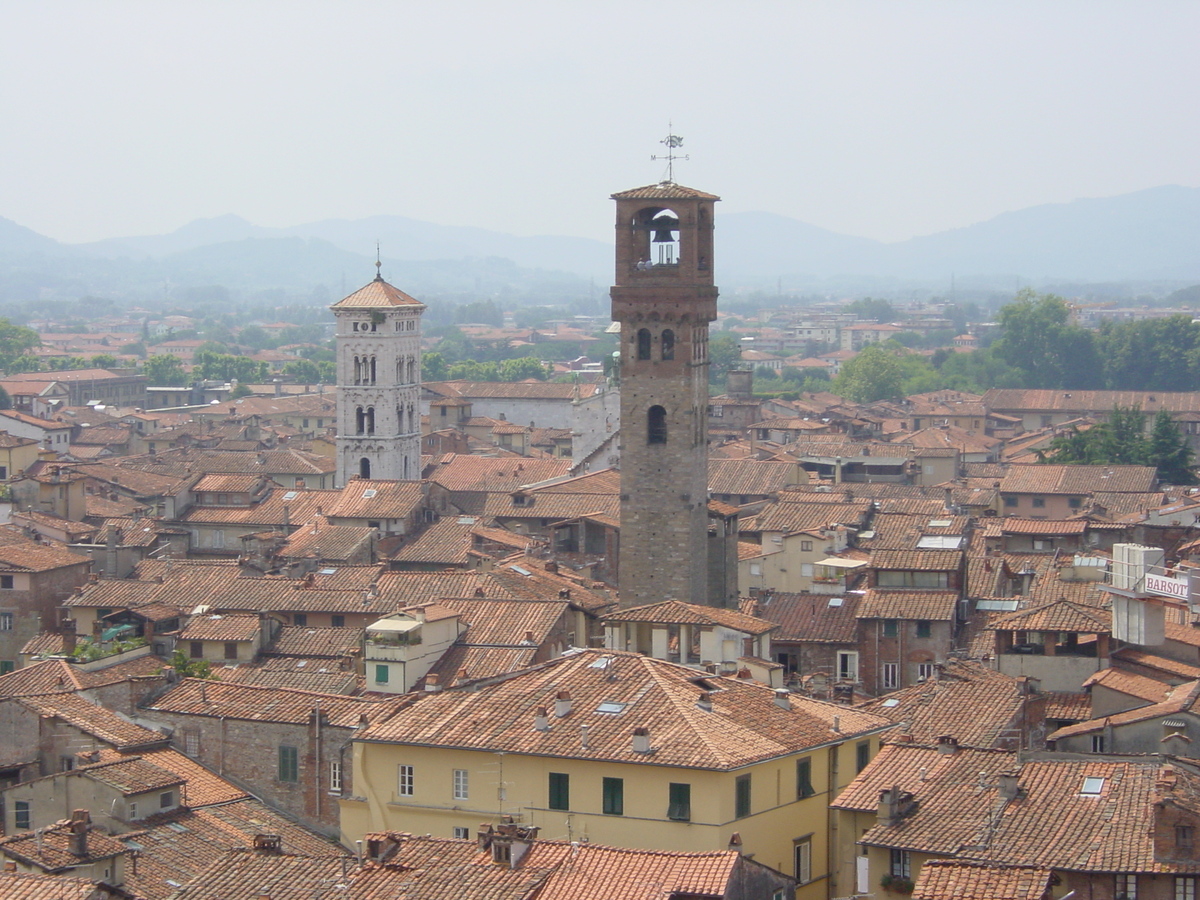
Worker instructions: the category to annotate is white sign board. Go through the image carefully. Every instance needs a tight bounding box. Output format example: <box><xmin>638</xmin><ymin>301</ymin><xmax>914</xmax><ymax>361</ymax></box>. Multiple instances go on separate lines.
<box><xmin>1144</xmin><ymin>572</ymin><xmax>1191</xmax><ymax>602</ymax></box>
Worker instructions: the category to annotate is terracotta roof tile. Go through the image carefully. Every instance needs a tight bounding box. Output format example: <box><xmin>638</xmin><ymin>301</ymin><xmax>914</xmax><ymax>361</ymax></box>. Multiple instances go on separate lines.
<box><xmin>15</xmin><ymin>693</ymin><xmax>167</xmax><ymax>749</ymax></box>
<box><xmin>362</xmin><ymin>649</ymin><xmax>891</xmax><ymax>770</ymax></box>
<box><xmin>266</xmin><ymin>625</ymin><xmax>363</xmax><ymax>657</ymax></box>
<box><xmin>145</xmin><ymin>678</ymin><xmax>404</xmax><ymax>727</ymax></box>
<box><xmin>602</xmin><ymin>599</ymin><xmax>776</xmax><ymax>635</ymax></box>
<box><xmin>330</xmin><ymin>276</ymin><xmax>424</xmax><ymax>308</ymax></box>
<box><xmin>856</xmin><ymin>661</ymin><xmax>1034</xmax><ymax>748</ymax></box>
<box><xmin>745</xmin><ymin>592</ymin><xmax>861</xmax><ymax>643</ymax></box>
<box><xmin>858</xmin><ymin>589</ymin><xmax>959</xmax><ymax>621</ymax></box>
<box><xmin>177</xmin><ymin>614</ymin><xmax>262</xmax><ymax>642</ymax></box>
<box><xmin>912</xmin><ymin>861</ymin><xmax>1053</xmax><ymax>900</ymax></box>
<box><xmin>991</xmin><ymin>598</ymin><xmax>1111</xmax><ymax>633</ymax></box>
<box><xmin>1000</xmin><ymin>463</ymin><xmax>1157</xmax><ymax>495</ymax></box>
<box><xmin>870</xmin><ymin>548</ymin><xmax>963</xmax><ymax>571</ymax></box>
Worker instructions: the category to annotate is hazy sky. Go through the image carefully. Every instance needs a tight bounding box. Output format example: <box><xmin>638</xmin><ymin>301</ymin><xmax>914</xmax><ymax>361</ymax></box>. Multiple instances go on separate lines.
<box><xmin>2</xmin><ymin>1</ymin><xmax>1197</xmax><ymax>246</ymax></box>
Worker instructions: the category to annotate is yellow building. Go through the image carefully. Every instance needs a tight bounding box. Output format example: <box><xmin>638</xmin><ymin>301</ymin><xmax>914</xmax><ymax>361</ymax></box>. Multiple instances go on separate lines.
<box><xmin>0</xmin><ymin>433</ymin><xmax>39</xmax><ymax>482</ymax></box>
<box><xmin>342</xmin><ymin>648</ymin><xmax>892</xmax><ymax>898</ymax></box>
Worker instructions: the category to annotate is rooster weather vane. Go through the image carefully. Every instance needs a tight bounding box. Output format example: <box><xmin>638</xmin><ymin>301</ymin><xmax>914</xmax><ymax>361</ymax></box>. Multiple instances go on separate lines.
<box><xmin>651</xmin><ymin>123</ymin><xmax>689</xmax><ymax>184</ymax></box>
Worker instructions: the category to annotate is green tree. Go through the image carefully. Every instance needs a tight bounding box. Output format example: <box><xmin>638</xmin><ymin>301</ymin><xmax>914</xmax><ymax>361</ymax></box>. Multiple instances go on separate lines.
<box><xmin>230</xmin><ymin>383</ymin><xmax>254</xmax><ymax>399</ymax></box>
<box><xmin>89</xmin><ymin>354</ymin><xmax>119</xmax><ymax>369</ymax></box>
<box><xmin>448</xmin><ymin>359</ymin><xmax>499</xmax><ymax>381</ymax></box>
<box><xmin>166</xmin><ymin>649</ymin><xmax>213</xmax><ymax>679</ymax></box>
<box><xmin>1095</xmin><ymin>315</ymin><xmax>1200</xmax><ymax>392</ymax></box>
<box><xmin>707</xmin><ymin>332</ymin><xmax>743</xmax><ymax>383</ymax></box>
<box><xmin>0</xmin><ymin>386</ymin><xmax>11</xmax><ymax>409</ymax></box>
<box><xmin>993</xmin><ymin>290</ymin><xmax>1101</xmax><ymax>388</ymax></box>
<box><xmin>1148</xmin><ymin>410</ymin><xmax>1197</xmax><ymax>484</ymax></box>
<box><xmin>845</xmin><ymin>297</ymin><xmax>896</xmax><ymax>322</ymax></box>
<box><xmin>282</xmin><ymin>359</ymin><xmax>322</xmax><ymax>383</ymax></box>
<box><xmin>0</xmin><ymin>319</ymin><xmax>41</xmax><ymax>373</ymax></box>
<box><xmin>832</xmin><ymin>345</ymin><xmax>907</xmax><ymax>402</ymax></box>
<box><xmin>1096</xmin><ymin>404</ymin><xmax>1149</xmax><ymax>466</ymax></box>
<box><xmin>497</xmin><ymin>357</ymin><xmax>549</xmax><ymax>381</ymax></box>
<box><xmin>422</xmin><ymin>351</ymin><xmax>448</xmax><ymax>382</ymax></box>
<box><xmin>143</xmin><ymin>354</ymin><xmax>188</xmax><ymax>386</ymax></box>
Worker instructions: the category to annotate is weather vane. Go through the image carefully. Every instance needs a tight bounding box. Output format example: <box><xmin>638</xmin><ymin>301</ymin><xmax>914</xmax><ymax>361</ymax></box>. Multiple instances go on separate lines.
<box><xmin>651</xmin><ymin>122</ymin><xmax>688</xmax><ymax>184</ymax></box>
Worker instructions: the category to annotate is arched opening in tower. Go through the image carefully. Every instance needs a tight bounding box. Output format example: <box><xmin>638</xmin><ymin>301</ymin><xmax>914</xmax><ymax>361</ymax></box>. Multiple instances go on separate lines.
<box><xmin>637</xmin><ymin>329</ymin><xmax>652</xmax><ymax>361</ymax></box>
<box><xmin>648</xmin><ymin>405</ymin><xmax>668</xmax><ymax>444</ymax></box>
<box><xmin>359</xmin><ymin>457</ymin><xmax>372</xmax><ymax>479</ymax></box>
<box><xmin>661</xmin><ymin>329</ymin><xmax>675</xmax><ymax>361</ymax></box>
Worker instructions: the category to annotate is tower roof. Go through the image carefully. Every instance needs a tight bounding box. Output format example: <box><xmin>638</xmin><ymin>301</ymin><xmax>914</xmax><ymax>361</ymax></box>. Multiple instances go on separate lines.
<box><xmin>330</xmin><ymin>277</ymin><xmax>425</xmax><ymax>310</ymax></box>
<box><xmin>611</xmin><ymin>182</ymin><xmax>721</xmax><ymax>201</ymax></box>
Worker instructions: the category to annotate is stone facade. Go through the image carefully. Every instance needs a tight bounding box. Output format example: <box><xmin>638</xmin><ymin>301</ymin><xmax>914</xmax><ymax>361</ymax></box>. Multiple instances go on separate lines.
<box><xmin>332</xmin><ymin>270</ymin><xmax>426</xmax><ymax>485</ymax></box>
<box><xmin>611</xmin><ymin>182</ymin><xmax>720</xmax><ymax>608</ymax></box>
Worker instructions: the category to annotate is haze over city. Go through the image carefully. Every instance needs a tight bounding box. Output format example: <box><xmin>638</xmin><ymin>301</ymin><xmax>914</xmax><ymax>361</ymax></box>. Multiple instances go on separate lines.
<box><xmin>2</xmin><ymin>0</ymin><xmax>1197</xmax><ymax>247</ymax></box>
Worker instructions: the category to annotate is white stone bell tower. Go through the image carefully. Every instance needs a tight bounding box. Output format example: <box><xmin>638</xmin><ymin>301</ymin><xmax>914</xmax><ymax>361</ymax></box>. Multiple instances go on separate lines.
<box><xmin>331</xmin><ymin>264</ymin><xmax>425</xmax><ymax>485</ymax></box>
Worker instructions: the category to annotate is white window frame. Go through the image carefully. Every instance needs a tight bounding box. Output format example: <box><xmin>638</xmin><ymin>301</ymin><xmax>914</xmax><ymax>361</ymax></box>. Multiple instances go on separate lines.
<box><xmin>837</xmin><ymin>650</ymin><xmax>859</xmax><ymax>682</ymax></box>
<box><xmin>881</xmin><ymin>663</ymin><xmax>899</xmax><ymax>690</ymax></box>
<box><xmin>1176</xmin><ymin>877</ymin><xmax>1196</xmax><ymax>900</ymax></box>
<box><xmin>453</xmin><ymin>826</ymin><xmax>470</xmax><ymax>840</ymax></box>
<box><xmin>330</xmin><ymin>759</ymin><xmax>343</xmax><ymax>793</ymax></box>
<box><xmin>794</xmin><ymin>838</ymin><xmax>812</xmax><ymax>884</ymax></box>
<box><xmin>453</xmin><ymin>768</ymin><xmax>469</xmax><ymax>801</ymax></box>
<box><xmin>1116</xmin><ymin>874</ymin><xmax>1137</xmax><ymax>900</ymax></box>
<box><xmin>917</xmin><ymin>663</ymin><xmax>935</xmax><ymax>681</ymax></box>
<box><xmin>397</xmin><ymin>764</ymin><xmax>414</xmax><ymax>797</ymax></box>
<box><xmin>0</xmin><ymin>611</ymin><xmax>12</xmax><ymax>631</ymax></box>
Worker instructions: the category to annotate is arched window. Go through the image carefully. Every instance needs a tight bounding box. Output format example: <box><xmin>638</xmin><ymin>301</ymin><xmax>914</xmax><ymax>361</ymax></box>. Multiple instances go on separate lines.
<box><xmin>648</xmin><ymin>405</ymin><xmax>667</xmax><ymax>444</ymax></box>
<box><xmin>637</xmin><ymin>328</ymin><xmax>652</xmax><ymax>361</ymax></box>
<box><xmin>661</xmin><ymin>329</ymin><xmax>675</xmax><ymax>361</ymax></box>
<box><xmin>355</xmin><ymin>407</ymin><xmax>365</xmax><ymax>434</ymax></box>
<box><xmin>366</xmin><ymin>407</ymin><xmax>376</xmax><ymax>434</ymax></box>
<box><xmin>359</xmin><ymin>457</ymin><xmax>371</xmax><ymax>479</ymax></box>
<box><xmin>369</xmin><ymin>356</ymin><xmax>377</xmax><ymax>384</ymax></box>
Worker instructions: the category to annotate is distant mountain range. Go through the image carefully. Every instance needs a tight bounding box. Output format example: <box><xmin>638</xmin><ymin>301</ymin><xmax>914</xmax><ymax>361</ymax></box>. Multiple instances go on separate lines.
<box><xmin>1</xmin><ymin>184</ymin><xmax>1197</xmax><ymax>304</ymax></box>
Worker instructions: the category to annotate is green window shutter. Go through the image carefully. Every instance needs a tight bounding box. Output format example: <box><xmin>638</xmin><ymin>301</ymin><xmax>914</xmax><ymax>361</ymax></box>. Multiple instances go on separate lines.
<box><xmin>735</xmin><ymin>774</ymin><xmax>752</xmax><ymax>818</ymax></box>
<box><xmin>667</xmin><ymin>782</ymin><xmax>691</xmax><ymax>821</ymax></box>
<box><xmin>797</xmin><ymin>759</ymin><xmax>815</xmax><ymax>799</ymax></box>
<box><xmin>602</xmin><ymin>777</ymin><xmax>624</xmax><ymax>815</ymax></box>
<box><xmin>375</xmin><ymin>664</ymin><xmax>389</xmax><ymax>684</ymax></box>
<box><xmin>548</xmin><ymin>772</ymin><xmax>569</xmax><ymax>810</ymax></box>
<box><xmin>279</xmin><ymin>745</ymin><xmax>298</xmax><ymax>782</ymax></box>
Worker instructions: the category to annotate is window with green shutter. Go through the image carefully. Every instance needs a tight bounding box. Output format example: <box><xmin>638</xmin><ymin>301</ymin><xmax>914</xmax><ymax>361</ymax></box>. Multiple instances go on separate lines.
<box><xmin>797</xmin><ymin>758</ymin><xmax>815</xmax><ymax>799</ymax></box>
<box><xmin>602</xmin><ymin>777</ymin><xmax>623</xmax><ymax>815</ymax></box>
<box><xmin>548</xmin><ymin>772</ymin><xmax>569</xmax><ymax>810</ymax></box>
<box><xmin>735</xmin><ymin>774</ymin><xmax>751</xmax><ymax>818</ymax></box>
<box><xmin>278</xmin><ymin>745</ymin><xmax>298</xmax><ymax>782</ymax></box>
<box><xmin>667</xmin><ymin>783</ymin><xmax>691</xmax><ymax>821</ymax></box>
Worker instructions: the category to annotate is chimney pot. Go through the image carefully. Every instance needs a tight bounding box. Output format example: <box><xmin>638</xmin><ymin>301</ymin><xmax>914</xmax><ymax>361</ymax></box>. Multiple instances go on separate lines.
<box><xmin>632</xmin><ymin>727</ymin><xmax>652</xmax><ymax>754</ymax></box>
<box><xmin>554</xmin><ymin>690</ymin><xmax>573</xmax><ymax>718</ymax></box>
<box><xmin>773</xmin><ymin>689</ymin><xmax>792</xmax><ymax>710</ymax></box>
<box><xmin>425</xmin><ymin>673</ymin><xmax>443</xmax><ymax>693</ymax></box>
<box><xmin>534</xmin><ymin>707</ymin><xmax>549</xmax><ymax>732</ymax></box>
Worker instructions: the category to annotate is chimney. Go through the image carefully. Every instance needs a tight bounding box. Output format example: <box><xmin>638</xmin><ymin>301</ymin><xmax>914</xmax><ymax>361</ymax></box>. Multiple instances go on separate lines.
<box><xmin>632</xmin><ymin>727</ymin><xmax>652</xmax><ymax>754</ymax></box>
<box><xmin>425</xmin><ymin>673</ymin><xmax>443</xmax><ymax>693</ymax></box>
<box><xmin>998</xmin><ymin>772</ymin><xmax>1020</xmax><ymax>801</ymax></box>
<box><xmin>554</xmin><ymin>690</ymin><xmax>573</xmax><ymax>718</ymax></box>
<box><xmin>253</xmin><ymin>834</ymin><xmax>282</xmax><ymax>854</ymax></box>
<box><xmin>534</xmin><ymin>706</ymin><xmax>549</xmax><ymax>732</ymax></box>
<box><xmin>936</xmin><ymin>735</ymin><xmax>959</xmax><ymax>755</ymax></box>
<box><xmin>773</xmin><ymin>689</ymin><xmax>792</xmax><ymax>710</ymax></box>
<box><xmin>61</xmin><ymin>619</ymin><xmax>77</xmax><ymax>656</ymax></box>
<box><xmin>728</xmin><ymin>832</ymin><xmax>743</xmax><ymax>853</ymax></box>
<box><xmin>876</xmin><ymin>787</ymin><xmax>915</xmax><ymax>825</ymax></box>
<box><xmin>580</xmin><ymin>725</ymin><xmax>590</xmax><ymax>749</ymax></box>
<box><xmin>69</xmin><ymin>809</ymin><xmax>90</xmax><ymax>857</ymax></box>
<box><xmin>832</xmin><ymin>715</ymin><xmax>841</xmax><ymax>733</ymax></box>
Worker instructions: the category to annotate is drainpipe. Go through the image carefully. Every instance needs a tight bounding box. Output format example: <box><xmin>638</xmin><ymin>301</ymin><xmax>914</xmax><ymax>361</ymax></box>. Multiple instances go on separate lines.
<box><xmin>314</xmin><ymin>702</ymin><xmax>322</xmax><ymax>821</ymax></box>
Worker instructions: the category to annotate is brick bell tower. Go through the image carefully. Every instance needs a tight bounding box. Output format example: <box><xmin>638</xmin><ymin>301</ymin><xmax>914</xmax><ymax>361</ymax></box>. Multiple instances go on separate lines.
<box><xmin>611</xmin><ymin>180</ymin><xmax>719</xmax><ymax>608</ymax></box>
<box><xmin>331</xmin><ymin>261</ymin><xmax>426</xmax><ymax>486</ymax></box>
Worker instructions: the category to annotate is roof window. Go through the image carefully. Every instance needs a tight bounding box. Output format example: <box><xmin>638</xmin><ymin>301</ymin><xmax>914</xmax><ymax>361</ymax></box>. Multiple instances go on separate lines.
<box><xmin>1081</xmin><ymin>776</ymin><xmax>1105</xmax><ymax>795</ymax></box>
<box><xmin>596</xmin><ymin>701</ymin><xmax>626</xmax><ymax>714</ymax></box>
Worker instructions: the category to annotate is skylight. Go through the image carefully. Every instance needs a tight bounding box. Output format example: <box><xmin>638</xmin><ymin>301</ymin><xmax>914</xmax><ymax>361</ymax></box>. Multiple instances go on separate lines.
<box><xmin>588</xmin><ymin>656</ymin><xmax>613</xmax><ymax>669</ymax></box>
<box><xmin>362</xmin><ymin>489</ymin><xmax>378</xmax><ymax>499</ymax></box>
<box><xmin>828</xmin><ymin>597</ymin><xmax>844</xmax><ymax>608</ymax></box>
<box><xmin>882</xmin><ymin>698</ymin><xmax>900</xmax><ymax>707</ymax></box>
<box><xmin>1081</xmin><ymin>777</ymin><xmax>1105</xmax><ymax>795</ymax></box>
<box><xmin>596</xmin><ymin>701</ymin><xmax>627</xmax><ymax>714</ymax></box>
<box><xmin>928</xmin><ymin>519</ymin><xmax>953</xmax><ymax>527</ymax></box>
<box><xmin>282</xmin><ymin>491</ymin><xmax>299</xmax><ymax>501</ymax></box>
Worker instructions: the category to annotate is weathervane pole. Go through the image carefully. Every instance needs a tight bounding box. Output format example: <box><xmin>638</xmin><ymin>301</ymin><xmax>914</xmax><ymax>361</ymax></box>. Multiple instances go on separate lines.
<box><xmin>650</xmin><ymin>121</ymin><xmax>689</xmax><ymax>184</ymax></box>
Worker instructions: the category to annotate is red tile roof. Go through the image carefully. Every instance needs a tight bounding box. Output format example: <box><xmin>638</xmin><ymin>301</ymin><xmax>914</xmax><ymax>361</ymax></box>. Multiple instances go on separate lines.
<box><xmin>330</xmin><ymin>276</ymin><xmax>424</xmax><ymax>308</ymax></box>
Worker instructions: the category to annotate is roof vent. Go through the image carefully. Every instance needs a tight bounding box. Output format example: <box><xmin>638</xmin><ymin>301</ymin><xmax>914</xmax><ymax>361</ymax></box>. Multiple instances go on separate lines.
<box><xmin>774</xmin><ymin>689</ymin><xmax>792</xmax><ymax>710</ymax></box>
<box><xmin>696</xmin><ymin>691</ymin><xmax>713</xmax><ymax>712</ymax></box>
<box><xmin>534</xmin><ymin>707</ymin><xmax>549</xmax><ymax>732</ymax></box>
